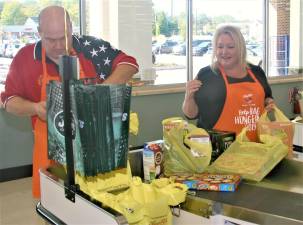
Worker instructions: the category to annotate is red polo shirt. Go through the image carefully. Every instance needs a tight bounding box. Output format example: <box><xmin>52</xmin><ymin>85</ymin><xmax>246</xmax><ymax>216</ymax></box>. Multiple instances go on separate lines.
<box><xmin>1</xmin><ymin>35</ymin><xmax>138</xmax><ymax>126</ymax></box>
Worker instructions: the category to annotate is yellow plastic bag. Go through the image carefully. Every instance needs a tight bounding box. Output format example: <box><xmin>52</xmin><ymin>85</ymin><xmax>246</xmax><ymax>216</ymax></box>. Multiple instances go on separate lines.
<box><xmin>129</xmin><ymin>112</ymin><xmax>139</xmax><ymax>135</ymax></box>
<box><xmin>257</xmin><ymin>106</ymin><xmax>294</xmax><ymax>157</ymax></box>
<box><xmin>207</xmin><ymin>128</ymin><xmax>288</xmax><ymax>182</ymax></box>
<box><xmin>91</xmin><ymin>177</ymin><xmax>188</xmax><ymax>225</ymax></box>
<box><xmin>162</xmin><ymin>117</ymin><xmax>212</xmax><ymax>176</ymax></box>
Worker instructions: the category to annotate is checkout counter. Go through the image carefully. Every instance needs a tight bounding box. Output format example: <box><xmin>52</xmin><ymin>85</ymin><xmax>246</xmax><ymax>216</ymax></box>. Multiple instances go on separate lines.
<box><xmin>36</xmin><ymin>152</ymin><xmax>303</xmax><ymax>225</ymax></box>
<box><xmin>36</xmin><ymin>56</ymin><xmax>303</xmax><ymax>224</ymax></box>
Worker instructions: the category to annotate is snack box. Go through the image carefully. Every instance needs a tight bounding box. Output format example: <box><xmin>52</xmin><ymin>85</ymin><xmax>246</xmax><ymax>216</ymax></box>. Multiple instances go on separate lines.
<box><xmin>207</xmin><ymin>129</ymin><xmax>236</xmax><ymax>162</ymax></box>
<box><xmin>172</xmin><ymin>174</ymin><xmax>241</xmax><ymax>192</ymax></box>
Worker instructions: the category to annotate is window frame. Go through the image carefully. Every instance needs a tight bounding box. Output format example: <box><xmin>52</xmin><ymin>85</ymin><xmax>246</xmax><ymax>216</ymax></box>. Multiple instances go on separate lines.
<box><xmin>79</xmin><ymin>0</ymin><xmax>302</xmax><ymax>94</ymax></box>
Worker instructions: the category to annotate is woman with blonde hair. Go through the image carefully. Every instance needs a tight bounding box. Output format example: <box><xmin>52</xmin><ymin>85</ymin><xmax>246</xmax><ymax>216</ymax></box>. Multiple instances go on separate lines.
<box><xmin>183</xmin><ymin>25</ymin><xmax>274</xmax><ymax>141</ymax></box>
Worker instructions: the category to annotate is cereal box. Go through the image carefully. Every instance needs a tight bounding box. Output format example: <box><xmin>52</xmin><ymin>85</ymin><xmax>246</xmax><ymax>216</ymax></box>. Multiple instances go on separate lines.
<box><xmin>172</xmin><ymin>173</ymin><xmax>241</xmax><ymax>192</ymax></box>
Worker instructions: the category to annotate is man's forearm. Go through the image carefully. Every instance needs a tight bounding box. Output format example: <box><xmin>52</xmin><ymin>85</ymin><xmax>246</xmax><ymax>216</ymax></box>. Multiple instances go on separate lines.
<box><xmin>103</xmin><ymin>64</ymin><xmax>138</xmax><ymax>84</ymax></box>
<box><xmin>5</xmin><ymin>96</ymin><xmax>38</xmax><ymax>117</ymax></box>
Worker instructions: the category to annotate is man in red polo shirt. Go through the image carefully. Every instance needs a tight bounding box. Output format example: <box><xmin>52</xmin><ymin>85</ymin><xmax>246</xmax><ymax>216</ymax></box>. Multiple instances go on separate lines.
<box><xmin>1</xmin><ymin>5</ymin><xmax>138</xmax><ymax>198</ymax></box>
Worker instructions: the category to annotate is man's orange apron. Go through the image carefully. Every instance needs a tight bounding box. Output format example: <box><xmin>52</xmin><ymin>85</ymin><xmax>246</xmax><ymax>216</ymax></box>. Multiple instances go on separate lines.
<box><xmin>32</xmin><ymin>48</ymin><xmax>85</xmax><ymax>198</ymax></box>
<box><xmin>213</xmin><ymin>66</ymin><xmax>265</xmax><ymax>141</ymax></box>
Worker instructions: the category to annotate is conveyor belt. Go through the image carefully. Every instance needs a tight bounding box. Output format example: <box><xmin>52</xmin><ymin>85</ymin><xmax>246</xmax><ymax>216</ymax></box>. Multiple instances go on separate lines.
<box><xmin>194</xmin><ymin>182</ymin><xmax>303</xmax><ymax>221</ymax></box>
<box><xmin>185</xmin><ymin>158</ymin><xmax>303</xmax><ymax>224</ymax></box>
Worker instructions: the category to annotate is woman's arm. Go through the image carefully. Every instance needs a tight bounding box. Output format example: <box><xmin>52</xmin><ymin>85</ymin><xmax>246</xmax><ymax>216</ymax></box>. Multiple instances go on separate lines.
<box><xmin>182</xmin><ymin>79</ymin><xmax>202</xmax><ymax>118</ymax></box>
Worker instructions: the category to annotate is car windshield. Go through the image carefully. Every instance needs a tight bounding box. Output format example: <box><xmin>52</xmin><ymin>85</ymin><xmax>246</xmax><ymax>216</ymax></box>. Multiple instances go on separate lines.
<box><xmin>197</xmin><ymin>41</ymin><xmax>211</xmax><ymax>48</ymax></box>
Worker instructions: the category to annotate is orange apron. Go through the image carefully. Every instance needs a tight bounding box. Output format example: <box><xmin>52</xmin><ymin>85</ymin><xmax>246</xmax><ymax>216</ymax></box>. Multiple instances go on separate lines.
<box><xmin>32</xmin><ymin>48</ymin><xmax>85</xmax><ymax>198</ymax></box>
<box><xmin>214</xmin><ymin>66</ymin><xmax>265</xmax><ymax>141</ymax></box>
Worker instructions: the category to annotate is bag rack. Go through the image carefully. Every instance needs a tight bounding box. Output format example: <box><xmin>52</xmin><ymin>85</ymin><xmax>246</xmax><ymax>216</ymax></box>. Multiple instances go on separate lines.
<box><xmin>58</xmin><ymin>55</ymin><xmax>79</xmax><ymax>202</ymax></box>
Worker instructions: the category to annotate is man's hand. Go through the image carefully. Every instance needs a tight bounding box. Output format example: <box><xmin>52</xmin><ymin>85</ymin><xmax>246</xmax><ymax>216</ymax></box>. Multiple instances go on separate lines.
<box><xmin>5</xmin><ymin>96</ymin><xmax>47</xmax><ymax>121</ymax></box>
<box><xmin>34</xmin><ymin>101</ymin><xmax>47</xmax><ymax>121</ymax></box>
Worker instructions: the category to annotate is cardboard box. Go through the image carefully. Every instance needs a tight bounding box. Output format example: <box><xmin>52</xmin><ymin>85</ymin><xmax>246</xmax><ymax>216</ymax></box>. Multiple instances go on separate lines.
<box><xmin>172</xmin><ymin>173</ymin><xmax>241</xmax><ymax>192</ymax></box>
<box><xmin>143</xmin><ymin>140</ymin><xmax>164</xmax><ymax>182</ymax></box>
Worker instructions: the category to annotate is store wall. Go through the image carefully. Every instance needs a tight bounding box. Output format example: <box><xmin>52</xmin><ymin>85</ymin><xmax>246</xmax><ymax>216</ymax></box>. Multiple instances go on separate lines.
<box><xmin>0</xmin><ymin>81</ymin><xmax>300</xmax><ymax>180</ymax></box>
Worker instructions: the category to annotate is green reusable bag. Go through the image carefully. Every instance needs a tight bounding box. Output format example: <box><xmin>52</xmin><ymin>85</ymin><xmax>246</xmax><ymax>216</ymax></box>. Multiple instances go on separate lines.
<box><xmin>162</xmin><ymin>117</ymin><xmax>212</xmax><ymax>176</ymax></box>
<box><xmin>47</xmin><ymin>80</ymin><xmax>131</xmax><ymax>176</ymax></box>
<box><xmin>207</xmin><ymin>128</ymin><xmax>288</xmax><ymax>182</ymax></box>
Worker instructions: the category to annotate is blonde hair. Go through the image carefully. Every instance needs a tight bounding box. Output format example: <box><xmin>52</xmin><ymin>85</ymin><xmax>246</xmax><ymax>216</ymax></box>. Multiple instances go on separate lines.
<box><xmin>211</xmin><ymin>25</ymin><xmax>247</xmax><ymax>71</ymax></box>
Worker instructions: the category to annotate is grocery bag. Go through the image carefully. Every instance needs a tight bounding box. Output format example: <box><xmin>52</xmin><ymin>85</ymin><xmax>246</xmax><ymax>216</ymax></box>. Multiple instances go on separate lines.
<box><xmin>88</xmin><ymin>177</ymin><xmax>188</xmax><ymax>225</ymax></box>
<box><xmin>47</xmin><ymin>80</ymin><xmax>132</xmax><ymax>176</ymax></box>
<box><xmin>208</xmin><ymin>128</ymin><xmax>288</xmax><ymax>182</ymax></box>
<box><xmin>162</xmin><ymin>117</ymin><xmax>212</xmax><ymax>176</ymax></box>
<box><xmin>257</xmin><ymin>106</ymin><xmax>294</xmax><ymax>157</ymax></box>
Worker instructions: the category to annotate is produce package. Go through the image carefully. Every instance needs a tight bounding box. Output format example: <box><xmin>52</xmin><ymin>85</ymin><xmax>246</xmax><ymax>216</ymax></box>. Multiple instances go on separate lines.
<box><xmin>207</xmin><ymin>128</ymin><xmax>288</xmax><ymax>182</ymax></box>
<box><xmin>257</xmin><ymin>106</ymin><xmax>294</xmax><ymax>157</ymax></box>
<box><xmin>162</xmin><ymin>117</ymin><xmax>212</xmax><ymax>176</ymax></box>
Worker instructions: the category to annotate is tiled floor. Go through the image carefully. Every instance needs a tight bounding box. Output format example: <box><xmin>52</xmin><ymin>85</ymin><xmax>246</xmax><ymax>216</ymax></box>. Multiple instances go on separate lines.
<box><xmin>0</xmin><ymin>177</ymin><xmax>46</xmax><ymax>225</ymax></box>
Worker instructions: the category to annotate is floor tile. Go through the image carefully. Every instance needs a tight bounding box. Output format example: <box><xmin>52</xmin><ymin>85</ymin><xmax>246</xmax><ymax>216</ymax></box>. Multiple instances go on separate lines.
<box><xmin>0</xmin><ymin>178</ymin><xmax>45</xmax><ymax>225</ymax></box>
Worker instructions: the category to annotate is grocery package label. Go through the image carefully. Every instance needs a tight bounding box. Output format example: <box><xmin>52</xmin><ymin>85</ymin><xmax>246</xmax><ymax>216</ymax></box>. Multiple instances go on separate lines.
<box><xmin>189</xmin><ymin>135</ymin><xmax>210</xmax><ymax>144</ymax></box>
<box><xmin>143</xmin><ymin>140</ymin><xmax>164</xmax><ymax>182</ymax></box>
<box><xmin>163</xmin><ymin>118</ymin><xmax>187</xmax><ymax>132</ymax></box>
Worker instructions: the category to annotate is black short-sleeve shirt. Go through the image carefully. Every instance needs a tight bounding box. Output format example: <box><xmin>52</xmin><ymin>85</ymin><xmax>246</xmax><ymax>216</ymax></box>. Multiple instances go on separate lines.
<box><xmin>192</xmin><ymin>64</ymin><xmax>272</xmax><ymax>129</ymax></box>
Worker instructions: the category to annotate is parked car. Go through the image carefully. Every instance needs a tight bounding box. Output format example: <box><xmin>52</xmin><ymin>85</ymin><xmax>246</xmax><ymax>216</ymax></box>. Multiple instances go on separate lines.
<box><xmin>172</xmin><ymin>39</ymin><xmax>209</xmax><ymax>55</ymax></box>
<box><xmin>202</xmin><ymin>47</ymin><xmax>262</xmax><ymax>66</ymax></box>
<box><xmin>247</xmin><ymin>48</ymin><xmax>263</xmax><ymax>66</ymax></box>
<box><xmin>5</xmin><ymin>43</ymin><xmax>24</xmax><ymax>58</ymax></box>
<box><xmin>192</xmin><ymin>41</ymin><xmax>211</xmax><ymax>56</ymax></box>
<box><xmin>0</xmin><ymin>44</ymin><xmax>6</xmax><ymax>57</ymax></box>
<box><xmin>152</xmin><ymin>52</ymin><xmax>156</xmax><ymax>64</ymax></box>
<box><xmin>153</xmin><ymin>40</ymin><xmax>179</xmax><ymax>54</ymax></box>
<box><xmin>172</xmin><ymin>43</ymin><xmax>186</xmax><ymax>55</ymax></box>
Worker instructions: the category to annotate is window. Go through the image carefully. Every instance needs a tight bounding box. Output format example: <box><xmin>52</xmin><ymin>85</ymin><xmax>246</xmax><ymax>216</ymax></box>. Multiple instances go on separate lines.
<box><xmin>191</xmin><ymin>0</ymin><xmax>264</xmax><ymax>78</ymax></box>
<box><xmin>267</xmin><ymin>0</ymin><xmax>302</xmax><ymax>76</ymax></box>
<box><xmin>0</xmin><ymin>0</ymin><xmax>79</xmax><ymax>91</ymax></box>
<box><xmin>0</xmin><ymin>0</ymin><xmax>302</xmax><ymax>90</ymax></box>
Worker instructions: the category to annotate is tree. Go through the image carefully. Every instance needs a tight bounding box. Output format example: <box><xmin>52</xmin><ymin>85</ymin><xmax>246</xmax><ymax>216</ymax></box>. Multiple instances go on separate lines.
<box><xmin>62</xmin><ymin>1</ymin><xmax>79</xmax><ymax>26</ymax></box>
<box><xmin>195</xmin><ymin>14</ymin><xmax>210</xmax><ymax>35</ymax></box>
<box><xmin>0</xmin><ymin>1</ymin><xmax>27</xmax><ymax>25</ymax></box>
<box><xmin>156</xmin><ymin>11</ymin><xmax>169</xmax><ymax>36</ymax></box>
<box><xmin>155</xmin><ymin>11</ymin><xmax>180</xmax><ymax>37</ymax></box>
<box><xmin>168</xmin><ymin>17</ymin><xmax>178</xmax><ymax>36</ymax></box>
<box><xmin>178</xmin><ymin>12</ymin><xmax>186</xmax><ymax>40</ymax></box>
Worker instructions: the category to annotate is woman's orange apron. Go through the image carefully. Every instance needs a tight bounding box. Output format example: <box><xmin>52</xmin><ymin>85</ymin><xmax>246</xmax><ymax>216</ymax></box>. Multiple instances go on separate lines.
<box><xmin>32</xmin><ymin>48</ymin><xmax>85</xmax><ymax>198</ymax></box>
<box><xmin>213</xmin><ymin>66</ymin><xmax>265</xmax><ymax>141</ymax></box>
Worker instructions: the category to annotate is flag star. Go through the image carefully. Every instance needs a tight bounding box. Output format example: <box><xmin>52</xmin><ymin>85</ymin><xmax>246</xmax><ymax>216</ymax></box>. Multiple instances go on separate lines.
<box><xmin>97</xmin><ymin>63</ymin><xmax>101</xmax><ymax>67</ymax></box>
<box><xmin>90</xmin><ymin>48</ymin><xmax>98</xmax><ymax>57</ymax></box>
<box><xmin>83</xmin><ymin>40</ymin><xmax>91</xmax><ymax>46</ymax></box>
<box><xmin>99</xmin><ymin>73</ymin><xmax>106</xmax><ymax>80</ymax></box>
<box><xmin>104</xmin><ymin>57</ymin><xmax>111</xmax><ymax>66</ymax></box>
<box><xmin>99</xmin><ymin>45</ymin><xmax>107</xmax><ymax>52</ymax></box>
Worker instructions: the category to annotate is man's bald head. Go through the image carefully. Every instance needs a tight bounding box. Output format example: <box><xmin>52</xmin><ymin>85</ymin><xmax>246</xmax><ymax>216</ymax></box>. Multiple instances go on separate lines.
<box><xmin>38</xmin><ymin>6</ymin><xmax>71</xmax><ymax>32</ymax></box>
<box><xmin>38</xmin><ymin>6</ymin><xmax>73</xmax><ymax>64</ymax></box>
